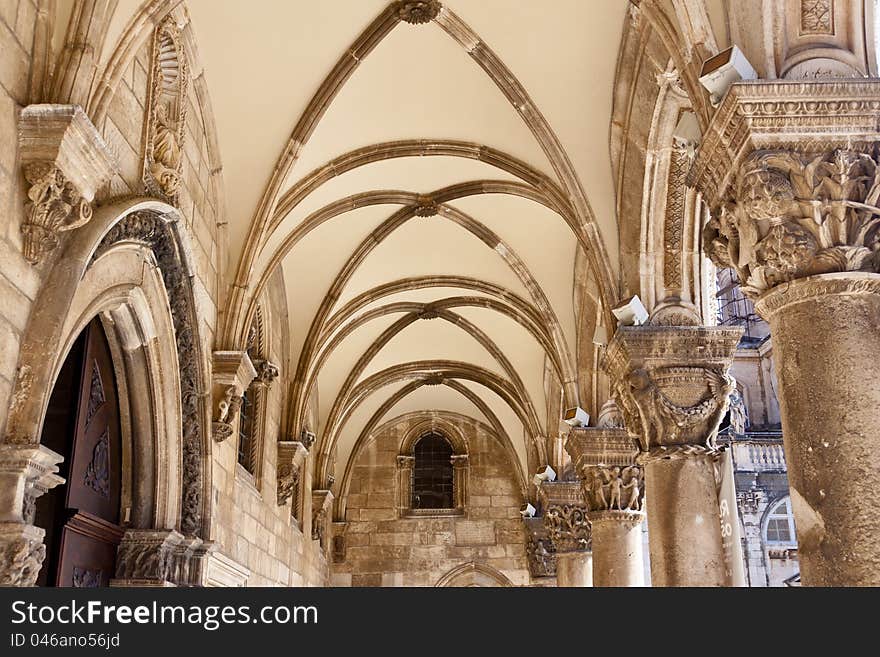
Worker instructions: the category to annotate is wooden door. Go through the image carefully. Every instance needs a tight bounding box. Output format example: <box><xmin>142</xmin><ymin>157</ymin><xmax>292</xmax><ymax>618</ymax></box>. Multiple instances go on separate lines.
<box><xmin>39</xmin><ymin>318</ymin><xmax>124</xmax><ymax>587</ymax></box>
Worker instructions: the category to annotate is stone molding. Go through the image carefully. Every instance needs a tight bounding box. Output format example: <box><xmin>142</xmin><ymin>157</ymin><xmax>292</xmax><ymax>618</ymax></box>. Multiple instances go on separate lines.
<box><xmin>538</xmin><ymin>481</ymin><xmax>590</xmax><ymax>554</ymax></box>
<box><xmin>603</xmin><ymin>326</ymin><xmax>742</xmax><ymax>452</ymax></box>
<box><xmin>754</xmin><ymin>271</ymin><xmax>880</xmax><ymax>319</ymax></box>
<box><xmin>276</xmin><ymin>441</ymin><xmax>308</xmax><ymax>507</ymax></box>
<box><xmin>210</xmin><ymin>351</ymin><xmax>258</xmax><ymax>443</ymax></box>
<box><xmin>0</xmin><ymin>443</ymin><xmax>64</xmax><ymax>524</ymax></box>
<box><xmin>18</xmin><ymin>104</ymin><xmax>116</xmax><ymax>264</ymax></box>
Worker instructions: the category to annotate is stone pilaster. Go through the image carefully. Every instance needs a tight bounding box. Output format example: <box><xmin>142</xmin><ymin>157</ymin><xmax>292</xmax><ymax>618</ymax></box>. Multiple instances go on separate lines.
<box><xmin>451</xmin><ymin>453</ymin><xmax>468</xmax><ymax>510</ymax></box>
<box><xmin>603</xmin><ymin>325</ymin><xmax>741</xmax><ymax>587</ymax></box>
<box><xmin>210</xmin><ymin>351</ymin><xmax>257</xmax><ymax>443</ymax></box>
<box><xmin>566</xmin><ymin>414</ymin><xmax>645</xmax><ymax>587</ymax></box>
<box><xmin>538</xmin><ymin>481</ymin><xmax>591</xmax><ymax>587</ymax></box>
<box><xmin>18</xmin><ymin>104</ymin><xmax>116</xmax><ymax>264</ymax></box>
<box><xmin>0</xmin><ymin>444</ymin><xmax>64</xmax><ymax>586</ymax></box>
<box><xmin>692</xmin><ymin>80</ymin><xmax>880</xmax><ymax>586</ymax></box>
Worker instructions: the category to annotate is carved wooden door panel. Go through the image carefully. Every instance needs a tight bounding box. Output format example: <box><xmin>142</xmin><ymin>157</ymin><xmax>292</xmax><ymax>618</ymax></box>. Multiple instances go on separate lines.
<box><xmin>54</xmin><ymin>318</ymin><xmax>124</xmax><ymax>587</ymax></box>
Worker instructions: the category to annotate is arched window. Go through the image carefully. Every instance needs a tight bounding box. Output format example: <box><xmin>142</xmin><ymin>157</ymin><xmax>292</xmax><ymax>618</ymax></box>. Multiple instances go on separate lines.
<box><xmin>412</xmin><ymin>432</ymin><xmax>454</xmax><ymax>510</ymax></box>
<box><xmin>764</xmin><ymin>497</ymin><xmax>797</xmax><ymax>545</ymax></box>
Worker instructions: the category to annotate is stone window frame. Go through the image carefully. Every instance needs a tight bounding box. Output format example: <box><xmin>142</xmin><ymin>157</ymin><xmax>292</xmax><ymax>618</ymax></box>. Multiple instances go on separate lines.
<box><xmin>396</xmin><ymin>419</ymin><xmax>469</xmax><ymax>519</ymax></box>
<box><xmin>762</xmin><ymin>496</ymin><xmax>798</xmax><ymax>546</ymax></box>
<box><xmin>236</xmin><ymin>308</ymin><xmax>270</xmax><ymax>491</ymax></box>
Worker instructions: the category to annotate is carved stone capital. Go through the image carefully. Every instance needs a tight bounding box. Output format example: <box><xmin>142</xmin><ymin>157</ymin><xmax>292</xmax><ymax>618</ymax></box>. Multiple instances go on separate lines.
<box><xmin>689</xmin><ymin>81</ymin><xmax>880</xmax><ymax>298</ymax></box>
<box><xmin>113</xmin><ymin>529</ymin><xmax>185</xmax><ymax>585</ymax></box>
<box><xmin>210</xmin><ymin>351</ymin><xmax>257</xmax><ymax>442</ymax></box>
<box><xmin>0</xmin><ymin>443</ymin><xmax>64</xmax><ymax>524</ymax></box>
<box><xmin>0</xmin><ymin>522</ymin><xmax>46</xmax><ymax>586</ymax></box>
<box><xmin>522</xmin><ymin>517</ymin><xmax>556</xmax><ymax>578</ymax></box>
<box><xmin>18</xmin><ymin>104</ymin><xmax>116</xmax><ymax>264</ymax></box>
<box><xmin>396</xmin><ymin>455</ymin><xmax>415</xmax><ymax>470</ymax></box>
<box><xmin>538</xmin><ymin>482</ymin><xmax>590</xmax><ymax>553</ymax></box>
<box><xmin>565</xmin><ymin>427</ymin><xmax>644</xmax><ymax>514</ymax></box>
<box><xmin>602</xmin><ymin>326</ymin><xmax>742</xmax><ymax>452</ymax></box>
<box><xmin>396</xmin><ymin>1</ymin><xmax>441</xmax><ymax>25</ymax></box>
<box><xmin>276</xmin><ymin>441</ymin><xmax>308</xmax><ymax>506</ymax></box>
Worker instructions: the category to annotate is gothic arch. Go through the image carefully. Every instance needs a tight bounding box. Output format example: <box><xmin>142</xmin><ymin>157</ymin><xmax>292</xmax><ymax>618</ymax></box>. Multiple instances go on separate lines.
<box><xmin>435</xmin><ymin>561</ymin><xmax>513</xmax><ymax>587</ymax></box>
<box><xmin>3</xmin><ymin>199</ymin><xmax>212</xmax><ymax>539</ymax></box>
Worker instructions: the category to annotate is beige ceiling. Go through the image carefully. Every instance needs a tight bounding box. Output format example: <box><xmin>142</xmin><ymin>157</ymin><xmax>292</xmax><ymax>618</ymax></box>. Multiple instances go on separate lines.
<box><xmin>99</xmin><ymin>0</ymin><xmax>633</xmax><ymax>487</ymax></box>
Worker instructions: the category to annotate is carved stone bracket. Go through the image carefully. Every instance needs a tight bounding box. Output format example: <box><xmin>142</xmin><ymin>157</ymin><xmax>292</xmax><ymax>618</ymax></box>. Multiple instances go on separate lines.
<box><xmin>311</xmin><ymin>490</ymin><xmax>333</xmax><ymax>549</ymax></box>
<box><xmin>522</xmin><ymin>517</ymin><xmax>557</xmax><ymax>578</ymax></box>
<box><xmin>538</xmin><ymin>481</ymin><xmax>590</xmax><ymax>554</ymax></box>
<box><xmin>252</xmin><ymin>358</ymin><xmax>280</xmax><ymax>386</ymax></box>
<box><xmin>566</xmin><ymin>427</ymin><xmax>644</xmax><ymax>514</ymax></box>
<box><xmin>276</xmin><ymin>441</ymin><xmax>308</xmax><ymax>506</ymax></box>
<box><xmin>18</xmin><ymin>104</ymin><xmax>116</xmax><ymax>264</ymax></box>
<box><xmin>210</xmin><ymin>351</ymin><xmax>257</xmax><ymax>443</ymax></box>
<box><xmin>602</xmin><ymin>326</ymin><xmax>742</xmax><ymax>453</ymax></box>
<box><xmin>0</xmin><ymin>443</ymin><xmax>64</xmax><ymax>524</ymax></box>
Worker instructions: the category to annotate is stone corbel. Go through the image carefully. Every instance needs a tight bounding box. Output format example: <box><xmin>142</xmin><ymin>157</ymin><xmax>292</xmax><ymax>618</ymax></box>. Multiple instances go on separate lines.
<box><xmin>276</xmin><ymin>441</ymin><xmax>308</xmax><ymax>506</ymax></box>
<box><xmin>311</xmin><ymin>490</ymin><xmax>333</xmax><ymax>549</ymax></box>
<box><xmin>18</xmin><ymin>104</ymin><xmax>116</xmax><ymax>264</ymax></box>
<box><xmin>210</xmin><ymin>351</ymin><xmax>257</xmax><ymax>442</ymax></box>
<box><xmin>537</xmin><ymin>481</ymin><xmax>591</xmax><ymax>554</ymax></box>
<box><xmin>252</xmin><ymin>358</ymin><xmax>280</xmax><ymax>387</ymax></box>
<box><xmin>522</xmin><ymin>517</ymin><xmax>557</xmax><ymax>578</ymax></box>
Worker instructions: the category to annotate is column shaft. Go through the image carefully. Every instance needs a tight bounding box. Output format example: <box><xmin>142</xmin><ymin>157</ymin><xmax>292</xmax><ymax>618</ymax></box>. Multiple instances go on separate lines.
<box><xmin>757</xmin><ymin>274</ymin><xmax>880</xmax><ymax>585</ymax></box>
<box><xmin>644</xmin><ymin>454</ymin><xmax>726</xmax><ymax>586</ymax></box>
<box><xmin>590</xmin><ymin>512</ymin><xmax>645</xmax><ymax>587</ymax></box>
<box><xmin>556</xmin><ymin>551</ymin><xmax>593</xmax><ymax>587</ymax></box>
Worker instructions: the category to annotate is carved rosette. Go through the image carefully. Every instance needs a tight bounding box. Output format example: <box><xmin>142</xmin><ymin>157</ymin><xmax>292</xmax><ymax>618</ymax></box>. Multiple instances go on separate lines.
<box><xmin>17</xmin><ymin>104</ymin><xmax>115</xmax><ymax>264</ymax></box>
<box><xmin>143</xmin><ymin>16</ymin><xmax>188</xmax><ymax>202</ymax></box>
<box><xmin>602</xmin><ymin>326</ymin><xmax>741</xmax><ymax>459</ymax></box>
<box><xmin>538</xmin><ymin>482</ymin><xmax>590</xmax><ymax>554</ymax></box>
<box><xmin>396</xmin><ymin>0</ymin><xmax>441</xmax><ymax>24</ymax></box>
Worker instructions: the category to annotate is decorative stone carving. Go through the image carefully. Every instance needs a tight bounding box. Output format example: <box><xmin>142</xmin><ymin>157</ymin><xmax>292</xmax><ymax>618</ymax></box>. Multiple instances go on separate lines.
<box><xmin>396</xmin><ymin>0</ymin><xmax>441</xmax><ymax>25</ymax></box>
<box><xmin>0</xmin><ymin>524</ymin><xmax>46</xmax><ymax>587</ymax></box>
<box><xmin>211</xmin><ymin>351</ymin><xmax>257</xmax><ymax>443</ymax></box>
<box><xmin>94</xmin><ymin>212</ymin><xmax>207</xmax><ymax>537</ymax></box>
<box><xmin>522</xmin><ymin>517</ymin><xmax>556</xmax><ymax>578</ymax></box>
<box><xmin>17</xmin><ymin>104</ymin><xmax>116</xmax><ymax>264</ymax></box>
<box><xmin>602</xmin><ymin>326</ymin><xmax>742</xmax><ymax>456</ymax></box>
<box><xmin>252</xmin><ymin>358</ymin><xmax>280</xmax><ymax>385</ymax></box>
<box><xmin>538</xmin><ymin>482</ymin><xmax>590</xmax><ymax>553</ymax></box>
<box><xmin>566</xmin><ymin>426</ymin><xmax>644</xmax><ymax>513</ymax></box>
<box><xmin>113</xmin><ymin>529</ymin><xmax>182</xmax><ymax>583</ymax></box>
<box><xmin>311</xmin><ymin>490</ymin><xmax>333</xmax><ymax>548</ymax></box>
<box><xmin>0</xmin><ymin>443</ymin><xmax>64</xmax><ymax>524</ymax></box>
<box><xmin>596</xmin><ymin>399</ymin><xmax>625</xmax><ymax>429</ymax></box>
<box><xmin>277</xmin><ymin>441</ymin><xmax>308</xmax><ymax>506</ymax></box>
<box><xmin>703</xmin><ymin>148</ymin><xmax>880</xmax><ymax>297</ymax></box>
<box><xmin>800</xmin><ymin>0</ymin><xmax>833</xmax><ymax>35</ymax></box>
<box><xmin>143</xmin><ymin>16</ymin><xmax>188</xmax><ymax>202</ymax></box>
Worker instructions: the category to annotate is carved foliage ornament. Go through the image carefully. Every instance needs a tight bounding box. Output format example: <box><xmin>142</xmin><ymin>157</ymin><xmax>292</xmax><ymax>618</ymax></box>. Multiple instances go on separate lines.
<box><xmin>544</xmin><ymin>504</ymin><xmax>591</xmax><ymax>553</ymax></box>
<box><xmin>612</xmin><ymin>365</ymin><xmax>734</xmax><ymax>452</ymax></box>
<box><xmin>703</xmin><ymin>149</ymin><xmax>880</xmax><ymax>297</ymax></box>
<box><xmin>143</xmin><ymin>17</ymin><xmax>188</xmax><ymax>202</ymax></box>
<box><xmin>94</xmin><ymin>213</ymin><xmax>206</xmax><ymax>536</ymax></box>
<box><xmin>21</xmin><ymin>163</ymin><xmax>92</xmax><ymax>264</ymax></box>
<box><xmin>396</xmin><ymin>1</ymin><xmax>441</xmax><ymax>24</ymax></box>
<box><xmin>0</xmin><ymin>536</ymin><xmax>45</xmax><ymax>587</ymax></box>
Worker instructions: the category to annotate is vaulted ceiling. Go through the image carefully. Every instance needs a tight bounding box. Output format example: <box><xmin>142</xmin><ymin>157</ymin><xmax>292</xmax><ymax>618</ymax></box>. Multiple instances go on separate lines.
<box><xmin>86</xmin><ymin>0</ymin><xmax>732</xmax><ymax>490</ymax></box>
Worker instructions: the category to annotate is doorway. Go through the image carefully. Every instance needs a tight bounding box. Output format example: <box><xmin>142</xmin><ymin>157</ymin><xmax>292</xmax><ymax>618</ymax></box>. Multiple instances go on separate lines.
<box><xmin>35</xmin><ymin>316</ymin><xmax>124</xmax><ymax>586</ymax></box>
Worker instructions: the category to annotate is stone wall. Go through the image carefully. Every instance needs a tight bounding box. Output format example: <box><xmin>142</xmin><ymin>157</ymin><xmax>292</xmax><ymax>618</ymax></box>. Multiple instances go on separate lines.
<box><xmin>331</xmin><ymin>413</ymin><xmax>531</xmax><ymax>587</ymax></box>
<box><xmin>0</xmin><ymin>3</ymin><xmax>328</xmax><ymax>587</ymax></box>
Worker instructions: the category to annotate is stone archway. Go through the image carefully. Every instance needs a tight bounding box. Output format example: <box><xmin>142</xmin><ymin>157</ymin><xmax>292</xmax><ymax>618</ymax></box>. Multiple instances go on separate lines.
<box><xmin>0</xmin><ymin>200</ymin><xmax>212</xmax><ymax>586</ymax></box>
<box><xmin>435</xmin><ymin>561</ymin><xmax>513</xmax><ymax>587</ymax></box>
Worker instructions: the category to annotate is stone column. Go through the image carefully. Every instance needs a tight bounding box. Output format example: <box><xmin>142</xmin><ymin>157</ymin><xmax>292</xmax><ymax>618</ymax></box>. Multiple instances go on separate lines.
<box><xmin>692</xmin><ymin>80</ymin><xmax>880</xmax><ymax>586</ymax></box>
<box><xmin>604</xmin><ymin>324</ymin><xmax>741</xmax><ymax>586</ymax></box>
<box><xmin>566</xmin><ymin>403</ymin><xmax>646</xmax><ymax>587</ymax></box>
<box><xmin>538</xmin><ymin>481</ymin><xmax>592</xmax><ymax>587</ymax></box>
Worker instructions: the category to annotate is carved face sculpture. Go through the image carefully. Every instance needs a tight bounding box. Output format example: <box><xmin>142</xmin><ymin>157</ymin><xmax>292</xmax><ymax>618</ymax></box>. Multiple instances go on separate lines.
<box><xmin>741</xmin><ymin>169</ymin><xmax>795</xmax><ymax>223</ymax></box>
